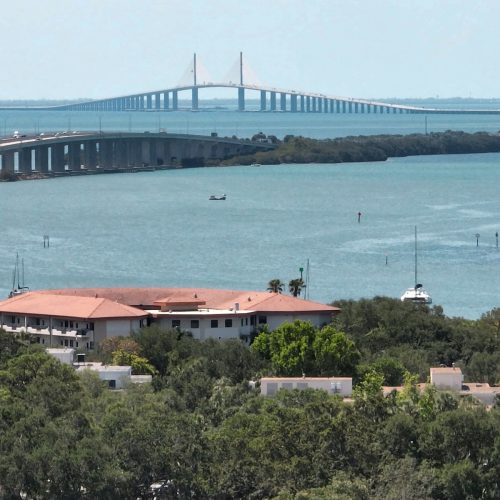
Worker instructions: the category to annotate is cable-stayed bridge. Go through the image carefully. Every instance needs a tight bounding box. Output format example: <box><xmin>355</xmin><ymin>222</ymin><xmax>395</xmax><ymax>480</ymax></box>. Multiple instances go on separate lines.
<box><xmin>54</xmin><ymin>53</ymin><xmax>500</xmax><ymax>115</ymax></box>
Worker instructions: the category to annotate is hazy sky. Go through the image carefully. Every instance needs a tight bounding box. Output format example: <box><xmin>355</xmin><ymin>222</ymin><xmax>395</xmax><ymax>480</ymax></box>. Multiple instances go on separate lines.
<box><xmin>2</xmin><ymin>0</ymin><xmax>500</xmax><ymax>100</ymax></box>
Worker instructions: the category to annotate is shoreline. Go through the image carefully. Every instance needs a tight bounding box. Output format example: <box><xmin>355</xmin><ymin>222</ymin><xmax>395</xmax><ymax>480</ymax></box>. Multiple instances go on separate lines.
<box><xmin>3</xmin><ymin>130</ymin><xmax>500</xmax><ymax>182</ymax></box>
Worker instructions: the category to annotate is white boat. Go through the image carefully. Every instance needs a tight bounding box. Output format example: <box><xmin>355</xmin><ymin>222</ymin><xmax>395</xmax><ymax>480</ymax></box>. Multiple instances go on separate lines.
<box><xmin>209</xmin><ymin>194</ymin><xmax>226</xmax><ymax>200</ymax></box>
<box><xmin>250</xmin><ymin>163</ymin><xmax>261</xmax><ymax>167</ymax></box>
<box><xmin>401</xmin><ymin>226</ymin><xmax>432</xmax><ymax>304</ymax></box>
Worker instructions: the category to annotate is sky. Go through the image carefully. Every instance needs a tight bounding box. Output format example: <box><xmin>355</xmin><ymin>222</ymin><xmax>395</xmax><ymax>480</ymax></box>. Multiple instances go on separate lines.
<box><xmin>1</xmin><ymin>0</ymin><xmax>500</xmax><ymax>100</ymax></box>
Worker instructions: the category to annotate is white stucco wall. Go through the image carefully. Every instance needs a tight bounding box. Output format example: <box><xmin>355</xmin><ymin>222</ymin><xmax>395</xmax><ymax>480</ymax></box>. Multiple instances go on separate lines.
<box><xmin>260</xmin><ymin>377</ymin><xmax>352</xmax><ymax>397</ymax></box>
<box><xmin>430</xmin><ymin>369</ymin><xmax>463</xmax><ymax>391</ymax></box>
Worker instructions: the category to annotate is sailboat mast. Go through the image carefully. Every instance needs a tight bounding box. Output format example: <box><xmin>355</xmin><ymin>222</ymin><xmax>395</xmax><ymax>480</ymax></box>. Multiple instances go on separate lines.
<box><xmin>414</xmin><ymin>226</ymin><xmax>418</xmax><ymax>288</ymax></box>
<box><xmin>16</xmin><ymin>253</ymin><xmax>20</xmax><ymax>290</ymax></box>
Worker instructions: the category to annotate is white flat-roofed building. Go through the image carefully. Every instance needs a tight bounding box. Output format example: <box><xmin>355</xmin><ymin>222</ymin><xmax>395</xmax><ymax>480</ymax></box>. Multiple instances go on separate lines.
<box><xmin>260</xmin><ymin>376</ymin><xmax>353</xmax><ymax>397</ymax></box>
<box><xmin>430</xmin><ymin>366</ymin><xmax>463</xmax><ymax>391</ymax></box>
<box><xmin>75</xmin><ymin>363</ymin><xmax>133</xmax><ymax>389</ymax></box>
<box><xmin>46</xmin><ymin>347</ymin><xmax>75</xmax><ymax>365</ymax></box>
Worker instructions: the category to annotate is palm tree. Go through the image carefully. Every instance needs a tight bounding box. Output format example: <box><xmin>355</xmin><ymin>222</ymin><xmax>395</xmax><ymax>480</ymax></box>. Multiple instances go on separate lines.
<box><xmin>288</xmin><ymin>278</ymin><xmax>305</xmax><ymax>297</ymax></box>
<box><xmin>267</xmin><ymin>279</ymin><xmax>284</xmax><ymax>294</ymax></box>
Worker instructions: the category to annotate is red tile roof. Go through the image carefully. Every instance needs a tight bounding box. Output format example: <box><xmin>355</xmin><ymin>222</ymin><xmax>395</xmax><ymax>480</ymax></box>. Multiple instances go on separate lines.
<box><xmin>36</xmin><ymin>287</ymin><xmax>339</xmax><ymax>314</ymax></box>
<box><xmin>0</xmin><ymin>292</ymin><xmax>148</xmax><ymax>319</ymax></box>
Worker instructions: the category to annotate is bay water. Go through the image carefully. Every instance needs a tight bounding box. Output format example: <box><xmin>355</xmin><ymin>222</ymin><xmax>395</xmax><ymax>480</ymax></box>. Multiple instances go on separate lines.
<box><xmin>1</xmin><ymin>107</ymin><xmax>499</xmax><ymax>318</ymax></box>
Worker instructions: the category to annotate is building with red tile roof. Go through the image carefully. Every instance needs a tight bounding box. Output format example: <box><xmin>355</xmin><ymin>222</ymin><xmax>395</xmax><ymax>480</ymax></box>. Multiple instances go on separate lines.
<box><xmin>0</xmin><ymin>287</ymin><xmax>339</xmax><ymax>349</ymax></box>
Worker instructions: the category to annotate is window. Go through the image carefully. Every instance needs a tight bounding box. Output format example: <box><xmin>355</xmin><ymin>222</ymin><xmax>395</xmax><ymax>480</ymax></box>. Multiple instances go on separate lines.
<box><xmin>225</xmin><ymin>319</ymin><xmax>232</xmax><ymax>328</ymax></box>
<box><xmin>108</xmin><ymin>380</ymin><xmax>116</xmax><ymax>389</ymax></box>
<box><xmin>70</xmin><ymin>340</ymin><xmax>74</xmax><ymax>347</ymax></box>
<box><xmin>258</xmin><ymin>315</ymin><xmax>267</xmax><ymax>324</ymax></box>
<box><xmin>241</xmin><ymin>319</ymin><xmax>244</xmax><ymax>327</ymax></box>
<box><xmin>211</xmin><ymin>319</ymin><xmax>218</xmax><ymax>328</ymax></box>
<box><xmin>172</xmin><ymin>319</ymin><xmax>181</xmax><ymax>328</ymax></box>
<box><xmin>245</xmin><ymin>318</ymin><xmax>248</xmax><ymax>326</ymax></box>
<box><xmin>267</xmin><ymin>382</ymin><xmax>278</xmax><ymax>395</ymax></box>
<box><xmin>250</xmin><ymin>316</ymin><xmax>256</xmax><ymax>326</ymax></box>
<box><xmin>190</xmin><ymin>319</ymin><xmax>199</xmax><ymax>329</ymax></box>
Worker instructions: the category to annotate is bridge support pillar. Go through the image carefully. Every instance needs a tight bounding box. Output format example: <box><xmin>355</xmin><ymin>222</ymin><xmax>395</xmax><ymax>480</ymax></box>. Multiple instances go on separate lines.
<box><xmin>141</xmin><ymin>140</ymin><xmax>153</xmax><ymax>166</ymax></box>
<box><xmin>192</xmin><ymin>87</ymin><xmax>199</xmax><ymax>110</ymax></box>
<box><xmin>306</xmin><ymin>96</ymin><xmax>310</xmax><ymax>112</ymax></box>
<box><xmin>132</xmin><ymin>139</ymin><xmax>144</xmax><ymax>166</ymax></box>
<box><xmin>50</xmin><ymin>144</ymin><xmax>65</xmax><ymax>172</ymax></box>
<box><xmin>155</xmin><ymin>93</ymin><xmax>161</xmax><ymax>110</ymax></box>
<box><xmin>260</xmin><ymin>90</ymin><xmax>266</xmax><ymax>111</ymax></box>
<box><xmin>280</xmin><ymin>93</ymin><xmax>286</xmax><ymax>112</ymax></box>
<box><xmin>300</xmin><ymin>95</ymin><xmax>305</xmax><ymax>112</ymax></box>
<box><xmin>1</xmin><ymin>151</ymin><xmax>15</xmax><ymax>173</ymax></box>
<box><xmin>34</xmin><ymin>146</ymin><xmax>49</xmax><ymax>173</ymax></box>
<box><xmin>19</xmin><ymin>148</ymin><xmax>32</xmax><ymax>173</ymax></box>
<box><xmin>290</xmin><ymin>94</ymin><xmax>298</xmax><ymax>112</ymax></box>
<box><xmin>172</xmin><ymin>91</ymin><xmax>178</xmax><ymax>110</ymax></box>
<box><xmin>163</xmin><ymin>92</ymin><xmax>169</xmax><ymax>110</ymax></box>
<box><xmin>99</xmin><ymin>141</ymin><xmax>114</xmax><ymax>168</ymax></box>
<box><xmin>154</xmin><ymin>139</ymin><xmax>164</xmax><ymax>166</ymax></box>
<box><xmin>115</xmin><ymin>140</ymin><xmax>128</xmax><ymax>167</ymax></box>
<box><xmin>146</xmin><ymin>95</ymin><xmax>153</xmax><ymax>110</ymax></box>
<box><xmin>270</xmin><ymin>92</ymin><xmax>277</xmax><ymax>111</ymax></box>
<box><xmin>83</xmin><ymin>141</ymin><xmax>97</xmax><ymax>169</ymax></box>
<box><xmin>68</xmin><ymin>143</ymin><xmax>81</xmax><ymax>171</ymax></box>
<box><xmin>238</xmin><ymin>87</ymin><xmax>245</xmax><ymax>111</ymax></box>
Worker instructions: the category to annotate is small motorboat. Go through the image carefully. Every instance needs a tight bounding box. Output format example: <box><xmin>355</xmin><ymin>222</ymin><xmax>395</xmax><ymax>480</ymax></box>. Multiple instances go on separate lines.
<box><xmin>209</xmin><ymin>194</ymin><xmax>226</xmax><ymax>201</ymax></box>
<box><xmin>250</xmin><ymin>163</ymin><xmax>261</xmax><ymax>167</ymax></box>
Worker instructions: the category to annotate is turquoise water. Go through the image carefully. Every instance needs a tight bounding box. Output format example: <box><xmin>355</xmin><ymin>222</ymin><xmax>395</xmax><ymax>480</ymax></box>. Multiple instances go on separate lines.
<box><xmin>1</xmin><ymin>107</ymin><xmax>500</xmax><ymax>140</ymax></box>
<box><xmin>1</xmin><ymin>151</ymin><xmax>499</xmax><ymax>319</ymax></box>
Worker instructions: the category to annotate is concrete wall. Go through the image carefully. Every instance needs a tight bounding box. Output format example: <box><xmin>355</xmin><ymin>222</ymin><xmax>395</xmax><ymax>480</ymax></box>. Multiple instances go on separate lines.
<box><xmin>430</xmin><ymin>369</ymin><xmax>463</xmax><ymax>391</ymax></box>
<box><xmin>260</xmin><ymin>377</ymin><xmax>353</xmax><ymax>397</ymax></box>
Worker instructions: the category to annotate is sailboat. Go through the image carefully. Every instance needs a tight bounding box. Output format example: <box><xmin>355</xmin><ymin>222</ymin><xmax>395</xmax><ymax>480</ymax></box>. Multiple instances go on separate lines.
<box><xmin>400</xmin><ymin>226</ymin><xmax>432</xmax><ymax>304</ymax></box>
<box><xmin>8</xmin><ymin>253</ymin><xmax>30</xmax><ymax>298</ymax></box>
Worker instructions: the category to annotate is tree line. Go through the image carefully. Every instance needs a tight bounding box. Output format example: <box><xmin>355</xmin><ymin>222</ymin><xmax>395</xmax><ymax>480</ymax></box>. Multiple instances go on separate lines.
<box><xmin>0</xmin><ymin>297</ymin><xmax>499</xmax><ymax>498</ymax></box>
<box><xmin>224</xmin><ymin>130</ymin><xmax>500</xmax><ymax>166</ymax></box>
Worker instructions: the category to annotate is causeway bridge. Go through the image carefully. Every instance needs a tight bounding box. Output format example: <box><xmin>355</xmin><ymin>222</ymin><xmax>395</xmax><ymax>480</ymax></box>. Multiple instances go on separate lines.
<box><xmin>51</xmin><ymin>53</ymin><xmax>500</xmax><ymax>115</ymax></box>
<box><xmin>0</xmin><ymin>131</ymin><xmax>275</xmax><ymax>175</ymax></box>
